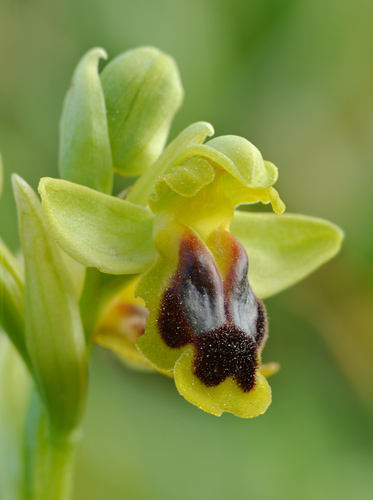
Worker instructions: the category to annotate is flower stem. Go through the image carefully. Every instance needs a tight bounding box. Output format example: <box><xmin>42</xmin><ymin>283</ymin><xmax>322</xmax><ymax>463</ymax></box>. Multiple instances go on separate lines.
<box><xmin>41</xmin><ymin>438</ymin><xmax>77</xmax><ymax>500</ymax></box>
<box><xmin>24</xmin><ymin>391</ymin><xmax>80</xmax><ymax>500</ymax></box>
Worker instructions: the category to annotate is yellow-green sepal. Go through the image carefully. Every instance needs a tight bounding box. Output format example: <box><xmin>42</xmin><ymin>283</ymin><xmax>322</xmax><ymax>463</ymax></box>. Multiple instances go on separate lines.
<box><xmin>13</xmin><ymin>175</ymin><xmax>87</xmax><ymax>435</ymax></box>
<box><xmin>39</xmin><ymin>178</ymin><xmax>157</xmax><ymax>274</ymax></box>
<box><xmin>59</xmin><ymin>48</ymin><xmax>113</xmax><ymax>194</ymax></box>
<box><xmin>174</xmin><ymin>346</ymin><xmax>271</xmax><ymax>418</ymax></box>
<box><xmin>230</xmin><ymin>211</ymin><xmax>344</xmax><ymax>298</ymax></box>
<box><xmin>101</xmin><ymin>47</ymin><xmax>183</xmax><ymax>177</ymax></box>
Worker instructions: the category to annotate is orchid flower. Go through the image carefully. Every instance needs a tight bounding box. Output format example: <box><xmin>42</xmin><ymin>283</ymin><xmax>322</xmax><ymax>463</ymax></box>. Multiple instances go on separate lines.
<box><xmin>36</xmin><ymin>47</ymin><xmax>343</xmax><ymax>418</ymax></box>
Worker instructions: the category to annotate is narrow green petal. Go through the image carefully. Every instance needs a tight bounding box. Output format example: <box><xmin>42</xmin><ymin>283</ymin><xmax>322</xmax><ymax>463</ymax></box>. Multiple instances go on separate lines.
<box><xmin>163</xmin><ymin>136</ymin><xmax>278</xmax><ymax>192</ymax></box>
<box><xmin>101</xmin><ymin>47</ymin><xmax>183</xmax><ymax>177</ymax></box>
<box><xmin>230</xmin><ymin>211</ymin><xmax>344</xmax><ymax>298</ymax></box>
<box><xmin>59</xmin><ymin>48</ymin><xmax>113</xmax><ymax>194</ymax></box>
<box><xmin>0</xmin><ymin>238</ymin><xmax>31</xmax><ymax>369</ymax></box>
<box><xmin>39</xmin><ymin>178</ymin><xmax>156</xmax><ymax>274</ymax></box>
<box><xmin>151</xmin><ymin>157</ymin><xmax>215</xmax><ymax>200</ymax></box>
<box><xmin>13</xmin><ymin>175</ymin><xmax>87</xmax><ymax>435</ymax></box>
<box><xmin>127</xmin><ymin>121</ymin><xmax>214</xmax><ymax>206</ymax></box>
<box><xmin>206</xmin><ymin>136</ymin><xmax>278</xmax><ymax>188</ymax></box>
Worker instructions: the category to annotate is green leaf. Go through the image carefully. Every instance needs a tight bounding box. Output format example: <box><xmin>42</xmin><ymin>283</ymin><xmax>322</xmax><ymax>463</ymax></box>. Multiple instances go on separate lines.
<box><xmin>101</xmin><ymin>46</ymin><xmax>184</xmax><ymax>177</ymax></box>
<box><xmin>58</xmin><ymin>250</ymin><xmax>86</xmax><ymax>300</ymax></box>
<box><xmin>59</xmin><ymin>48</ymin><xmax>113</xmax><ymax>194</ymax></box>
<box><xmin>0</xmin><ymin>238</ymin><xmax>31</xmax><ymax>370</ymax></box>
<box><xmin>13</xmin><ymin>175</ymin><xmax>87</xmax><ymax>435</ymax></box>
<box><xmin>0</xmin><ymin>334</ymin><xmax>32</xmax><ymax>500</ymax></box>
<box><xmin>38</xmin><ymin>178</ymin><xmax>157</xmax><ymax>274</ymax></box>
<box><xmin>127</xmin><ymin>121</ymin><xmax>214</xmax><ymax>206</ymax></box>
<box><xmin>230</xmin><ymin>211</ymin><xmax>344</xmax><ymax>299</ymax></box>
<box><xmin>24</xmin><ymin>390</ymin><xmax>49</xmax><ymax>500</ymax></box>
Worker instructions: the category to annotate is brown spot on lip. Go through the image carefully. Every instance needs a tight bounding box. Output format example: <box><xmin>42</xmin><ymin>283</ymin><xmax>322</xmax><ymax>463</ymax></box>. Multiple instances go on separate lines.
<box><xmin>193</xmin><ymin>325</ymin><xmax>258</xmax><ymax>392</ymax></box>
<box><xmin>255</xmin><ymin>300</ymin><xmax>268</xmax><ymax>347</ymax></box>
<box><xmin>158</xmin><ymin>287</ymin><xmax>194</xmax><ymax>348</ymax></box>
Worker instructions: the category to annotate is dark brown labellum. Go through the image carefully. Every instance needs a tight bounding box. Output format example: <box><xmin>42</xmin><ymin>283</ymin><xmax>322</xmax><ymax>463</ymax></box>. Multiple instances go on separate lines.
<box><xmin>158</xmin><ymin>230</ymin><xmax>267</xmax><ymax>392</ymax></box>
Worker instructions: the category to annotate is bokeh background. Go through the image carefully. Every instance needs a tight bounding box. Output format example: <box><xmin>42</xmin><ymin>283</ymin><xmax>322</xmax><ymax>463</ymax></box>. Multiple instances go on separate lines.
<box><xmin>1</xmin><ymin>0</ymin><xmax>373</xmax><ymax>499</ymax></box>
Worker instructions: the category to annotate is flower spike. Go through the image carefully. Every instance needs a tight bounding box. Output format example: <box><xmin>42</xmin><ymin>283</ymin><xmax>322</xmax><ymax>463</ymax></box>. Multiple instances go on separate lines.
<box><xmin>0</xmin><ymin>43</ymin><xmax>345</xmax><ymax>500</ymax></box>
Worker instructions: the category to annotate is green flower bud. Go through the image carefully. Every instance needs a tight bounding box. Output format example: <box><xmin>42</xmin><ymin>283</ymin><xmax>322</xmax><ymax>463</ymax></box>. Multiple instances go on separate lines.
<box><xmin>12</xmin><ymin>175</ymin><xmax>88</xmax><ymax>436</ymax></box>
<box><xmin>59</xmin><ymin>48</ymin><xmax>113</xmax><ymax>194</ymax></box>
<box><xmin>101</xmin><ymin>47</ymin><xmax>184</xmax><ymax>177</ymax></box>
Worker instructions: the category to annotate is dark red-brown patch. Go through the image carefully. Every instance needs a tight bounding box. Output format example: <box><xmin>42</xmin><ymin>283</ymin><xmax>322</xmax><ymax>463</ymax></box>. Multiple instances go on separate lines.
<box><xmin>255</xmin><ymin>301</ymin><xmax>268</xmax><ymax>348</ymax></box>
<box><xmin>193</xmin><ymin>325</ymin><xmax>258</xmax><ymax>392</ymax></box>
<box><xmin>158</xmin><ymin>287</ymin><xmax>194</xmax><ymax>348</ymax></box>
<box><xmin>158</xmin><ymin>230</ymin><xmax>267</xmax><ymax>392</ymax></box>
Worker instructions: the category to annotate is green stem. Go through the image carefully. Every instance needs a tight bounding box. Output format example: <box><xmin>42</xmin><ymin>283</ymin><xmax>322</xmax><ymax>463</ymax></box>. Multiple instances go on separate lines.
<box><xmin>24</xmin><ymin>391</ymin><xmax>80</xmax><ymax>500</ymax></box>
<box><xmin>41</xmin><ymin>438</ymin><xmax>77</xmax><ymax>500</ymax></box>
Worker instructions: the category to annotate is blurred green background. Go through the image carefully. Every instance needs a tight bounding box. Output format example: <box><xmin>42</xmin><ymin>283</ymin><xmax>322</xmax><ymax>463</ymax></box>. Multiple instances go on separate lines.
<box><xmin>1</xmin><ymin>0</ymin><xmax>373</xmax><ymax>499</ymax></box>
